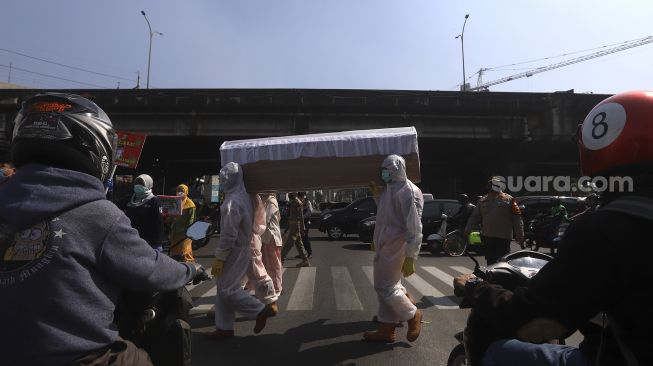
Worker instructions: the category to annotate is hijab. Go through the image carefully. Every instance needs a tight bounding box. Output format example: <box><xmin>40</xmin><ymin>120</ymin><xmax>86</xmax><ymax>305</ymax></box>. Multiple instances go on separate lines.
<box><xmin>128</xmin><ymin>174</ymin><xmax>155</xmax><ymax>207</ymax></box>
<box><xmin>176</xmin><ymin>184</ymin><xmax>196</xmax><ymax>211</ymax></box>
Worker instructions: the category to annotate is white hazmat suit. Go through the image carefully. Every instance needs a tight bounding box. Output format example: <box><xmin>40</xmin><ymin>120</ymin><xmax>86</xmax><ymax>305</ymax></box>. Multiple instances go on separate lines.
<box><xmin>212</xmin><ymin>162</ymin><xmax>277</xmax><ymax>334</ymax></box>
<box><xmin>366</xmin><ymin>154</ymin><xmax>424</xmax><ymax>342</ymax></box>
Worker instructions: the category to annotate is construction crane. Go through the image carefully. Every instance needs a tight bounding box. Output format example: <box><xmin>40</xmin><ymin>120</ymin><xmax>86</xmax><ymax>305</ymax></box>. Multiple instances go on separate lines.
<box><xmin>468</xmin><ymin>36</ymin><xmax>653</xmax><ymax>91</ymax></box>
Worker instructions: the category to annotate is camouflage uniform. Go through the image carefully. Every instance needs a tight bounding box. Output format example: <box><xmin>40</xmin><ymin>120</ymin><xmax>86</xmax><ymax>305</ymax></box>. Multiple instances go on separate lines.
<box><xmin>281</xmin><ymin>197</ymin><xmax>310</xmax><ymax>265</ymax></box>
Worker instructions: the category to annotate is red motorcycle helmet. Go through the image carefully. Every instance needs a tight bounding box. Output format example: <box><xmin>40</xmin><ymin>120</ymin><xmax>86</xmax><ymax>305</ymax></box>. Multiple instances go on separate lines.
<box><xmin>578</xmin><ymin>90</ymin><xmax>653</xmax><ymax>177</ymax></box>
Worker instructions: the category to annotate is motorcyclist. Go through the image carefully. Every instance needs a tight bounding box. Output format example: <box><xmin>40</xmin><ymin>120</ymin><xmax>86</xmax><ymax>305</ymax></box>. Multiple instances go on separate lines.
<box><xmin>449</xmin><ymin>194</ymin><xmax>476</xmax><ymax>229</ymax></box>
<box><xmin>0</xmin><ymin>93</ymin><xmax>201</xmax><ymax>366</ymax></box>
<box><xmin>454</xmin><ymin>90</ymin><xmax>653</xmax><ymax>365</ymax></box>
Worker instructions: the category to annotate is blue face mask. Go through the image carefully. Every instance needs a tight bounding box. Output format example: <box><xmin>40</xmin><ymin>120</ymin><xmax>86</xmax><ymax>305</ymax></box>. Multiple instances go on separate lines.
<box><xmin>381</xmin><ymin>169</ymin><xmax>392</xmax><ymax>183</ymax></box>
<box><xmin>134</xmin><ymin>184</ymin><xmax>148</xmax><ymax>194</ymax></box>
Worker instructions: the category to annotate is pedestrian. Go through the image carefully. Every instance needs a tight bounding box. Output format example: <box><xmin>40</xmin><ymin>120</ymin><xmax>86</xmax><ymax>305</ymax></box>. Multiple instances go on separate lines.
<box><xmin>464</xmin><ymin>176</ymin><xmax>524</xmax><ymax>265</ymax></box>
<box><xmin>364</xmin><ymin>154</ymin><xmax>424</xmax><ymax>343</ymax></box>
<box><xmin>259</xmin><ymin>193</ymin><xmax>284</xmax><ymax>296</ymax></box>
<box><xmin>281</xmin><ymin>192</ymin><xmax>311</xmax><ymax>267</ymax></box>
<box><xmin>168</xmin><ymin>183</ymin><xmax>196</xmax><ymax>262</ymax></box>
<box><xmin>245</xmin><ymin>193</ymin><xmax>279</xmax><ymax>304</ymax></box>
<box><xmin>123</xmin><ymin>174</ymin><xmax>166</xmax><ymax>252</ymax></box>
<box><xmin>0</xmin><ymin>93</ymin><xmax>200</xmax><ymax>366</ymax></box>
<box><xmin>295</xmin><ymin>191</ymin><xmax>313</xmax><ymax>259</ymax></box>
<box><xmin>208</xmin><ymin>162</ymin><xmax>278</xmax><ymax>339</ymax></box>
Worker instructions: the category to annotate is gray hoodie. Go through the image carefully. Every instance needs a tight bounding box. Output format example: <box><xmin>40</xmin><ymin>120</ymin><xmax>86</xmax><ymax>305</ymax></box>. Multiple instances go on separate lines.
<box><xmin>0</xmin><ymin>164</ymin><xmax>196</xmax><ymax>366</ymax></box>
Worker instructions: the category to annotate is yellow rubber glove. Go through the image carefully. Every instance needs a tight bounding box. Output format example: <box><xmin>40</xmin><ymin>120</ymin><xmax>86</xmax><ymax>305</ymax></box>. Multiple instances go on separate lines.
<box><xmin>211</xmin><ymin>258</ymin><xmax>225</xmax><ymax>277</ymax></box>
<box><xmin>368</xmin><ymin>181</ymin><xmax>384</xmax><ymax>198</ymax></box>
<box><xmin>370</xmin><ymin>242</ymin><xmax>375</xmax><ymax>251</ymax></box>
<box><xmin>402</xmin><ymin>257</ymin><xmax>416</xmax><ymax>277</ymax></box>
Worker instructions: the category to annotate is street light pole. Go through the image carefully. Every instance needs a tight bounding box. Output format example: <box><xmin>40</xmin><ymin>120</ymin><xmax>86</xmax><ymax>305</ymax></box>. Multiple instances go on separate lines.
<box><xmin>455</xmin><ymin>14</ymin><xmax>470</xmax><ymax>91</ymax></box>
<box><xmin>141</xmin><ymin>11</ymin><xmax>162</xmax><ymax>89</ymax></box>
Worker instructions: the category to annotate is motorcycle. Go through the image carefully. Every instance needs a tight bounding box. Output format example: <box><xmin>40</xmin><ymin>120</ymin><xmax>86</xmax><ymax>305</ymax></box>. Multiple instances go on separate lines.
<box><xmin>522</xmin><ymin>213</ymin><xmax>568</xmax><ymax>254</ymax></box>
<box><xmin>426</xmin><ymin>215</ymin><xmax>482</xmax><ymax>257</ymax></box>
<box><xmin>447</xmin><ymin>249</ymin><xmax>555</xmax><ymax>366</ymax></box>
<box><xmin>116</xmin><ymin>221</ymin><xmax>212</xmax><ymax>366</ymax></box>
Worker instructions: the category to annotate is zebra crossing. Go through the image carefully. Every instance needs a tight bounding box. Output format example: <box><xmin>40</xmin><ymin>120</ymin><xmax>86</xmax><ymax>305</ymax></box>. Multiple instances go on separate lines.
<box><xmin>187</xmin><ymin>265</ymin><xmax>473</xmax><ymax>315</ymax></box>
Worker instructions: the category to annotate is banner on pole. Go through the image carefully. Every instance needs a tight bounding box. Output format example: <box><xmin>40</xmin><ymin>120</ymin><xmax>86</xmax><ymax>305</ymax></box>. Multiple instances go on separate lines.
<box><xmin>115</xmin><ymin>130</ymin><xmax>147</xmax><ymax>169</ymax></box>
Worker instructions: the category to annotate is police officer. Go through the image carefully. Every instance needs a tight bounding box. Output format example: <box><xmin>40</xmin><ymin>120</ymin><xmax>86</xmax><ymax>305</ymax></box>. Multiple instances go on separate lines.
<box><xmin>464</xmin><ymin>177</ymin><xmax>524</xmax><ymax>265</ymax></box>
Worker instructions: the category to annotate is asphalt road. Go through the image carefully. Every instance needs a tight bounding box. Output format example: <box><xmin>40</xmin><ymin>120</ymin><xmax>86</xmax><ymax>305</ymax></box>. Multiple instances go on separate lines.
<box><xmin>186</xmin><ymin>230</ymin><xmax>578</xmax><ymax>366</ymax></box>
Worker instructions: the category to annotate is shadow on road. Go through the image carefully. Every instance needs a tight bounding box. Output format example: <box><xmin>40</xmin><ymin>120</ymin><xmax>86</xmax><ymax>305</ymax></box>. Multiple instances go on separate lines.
<box><xmin>341</xmin><ymin>243</ymin><xmax>371</xmax><ymax>251</ymax></box>
<box><xmin>192</xmin><ymin>319</ymin><xmax>411</xmax><ymax>365</ymax></box>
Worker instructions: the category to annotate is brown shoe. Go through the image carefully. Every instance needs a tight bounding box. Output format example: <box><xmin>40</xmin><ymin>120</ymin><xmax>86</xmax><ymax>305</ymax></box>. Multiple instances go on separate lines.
<box><xmin>253</xmin><ymin>302</ymin><xmax>278</xmax><ymax>334</ymax></box>
<box><xmin>363</xmin><ymin>322</ymin><xmax>396</xmax><ymax>342</ymax></box>
<box><xmin>406</xmin><ymin>309</ymin><xmax>422</xmax><ymax>342</ymax></box>
<box><xmin>296</xmin><ymin>259</ymin><xmax>311</xmax><ymax>267</ymax></box>
<box><xmin>206</xmin><ymin>328</ymin><xmax>234</xmax><ymax>339</ymax></box>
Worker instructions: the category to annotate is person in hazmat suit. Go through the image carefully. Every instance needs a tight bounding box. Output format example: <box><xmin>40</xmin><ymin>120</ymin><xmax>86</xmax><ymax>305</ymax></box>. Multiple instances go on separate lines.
<box><xmin>259</xmin><ymin>193</ymin><xmax>284</xmax><ymax>296</ymax></box>
<box><xmin>364</xmin><ymin>154</ymin><xmax>424</xmax><ymax>343</ymax></box>
<box><xmin>208</xmin><ymin>162</ymin><xmax>278</xmax><ymax>338</ymax></box>
<box><xmin>245</xmin><ymin>193</ymin><xmax>279</xmax><ymax>305</ymax></box>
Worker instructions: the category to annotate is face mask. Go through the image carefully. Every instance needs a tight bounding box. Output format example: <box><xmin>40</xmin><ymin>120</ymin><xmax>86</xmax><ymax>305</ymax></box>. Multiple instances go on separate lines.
<box><xmin>177</xmin><ymin>191</ymin><xmax>186</xmax><ymax>198</ymax></box>
<box><xmin>134</xmin><ymin>184</ymin><xmax>148</xmax><ymax>194</ymax></box>
<box><xmin>1</xmin><ymin>168</ymin><xmax>8</xmax><ymax>177</ymax></box>
<box><xmin>381</xmin><ymin>169</ymin><xmax>392</xmax><ymax>183</ymax></box>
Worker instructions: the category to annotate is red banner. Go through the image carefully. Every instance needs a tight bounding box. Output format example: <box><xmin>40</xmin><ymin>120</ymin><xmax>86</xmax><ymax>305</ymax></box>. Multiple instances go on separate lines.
<box><xmin>115</xmin><ymin>130</ymin><xmax>147</xmax><ymax>169</ymax></box>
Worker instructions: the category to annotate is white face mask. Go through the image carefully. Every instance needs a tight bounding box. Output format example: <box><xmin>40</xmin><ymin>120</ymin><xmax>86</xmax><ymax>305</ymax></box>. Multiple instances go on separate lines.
<box><xmin>177</xmin><ymin>191</ymin><xmax>186</xmax><ymax>198</ymax></box>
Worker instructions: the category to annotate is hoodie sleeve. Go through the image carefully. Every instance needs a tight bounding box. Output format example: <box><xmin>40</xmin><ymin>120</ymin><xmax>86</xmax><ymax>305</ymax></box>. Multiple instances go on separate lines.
<box><xmin>97</xmin><ymin>214</ymin><xmax>195</xmax><ymax>292</ymax></box>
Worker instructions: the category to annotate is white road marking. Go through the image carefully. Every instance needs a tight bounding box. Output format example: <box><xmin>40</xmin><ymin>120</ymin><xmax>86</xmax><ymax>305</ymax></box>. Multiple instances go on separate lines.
<box><xmin>422</xmin><ymin>266</ymin><xmax>456</xmax><ymax>288</ymax></box>
<box><xmin>331</xmin><ymin>267</ymin><xmax>364</xmax><ymax>310</ymax></box>
<box><xmin>404</xmin><ymin>273</ymin><xmax>459</xmax><ymax>309</ymax></box>
<box><xmin>451</xmin><ymin>266</ymin><xmax>473</xmax><ymax>275</ymax></box>
<box><xmin>286</xmin><ymin>266</ymin><xmax>317</xmax><ymax>310</ymax></box>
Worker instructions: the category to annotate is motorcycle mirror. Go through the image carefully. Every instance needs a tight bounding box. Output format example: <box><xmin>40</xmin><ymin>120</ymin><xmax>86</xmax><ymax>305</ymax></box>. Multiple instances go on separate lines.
<box><xmin>518</xmin><ymin>204</ymin><xmax>526</xmax><ymax>210</ymax></box>
<box><xmin>440</xmin><ymin>213</ymin><xmax>448</xmax><ymax>219</ymax></box>
<box><xmin>186</xmin><ymin>221</ymin><xmax>211</xmax><ymax>240</ymax></box>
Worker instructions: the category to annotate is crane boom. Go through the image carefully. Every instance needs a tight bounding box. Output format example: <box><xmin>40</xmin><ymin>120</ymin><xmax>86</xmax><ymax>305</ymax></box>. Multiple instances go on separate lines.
<box><xmin>469</xmin><ymin>36</ymin><xmax>653</xmax><ymax>91</ymax></box>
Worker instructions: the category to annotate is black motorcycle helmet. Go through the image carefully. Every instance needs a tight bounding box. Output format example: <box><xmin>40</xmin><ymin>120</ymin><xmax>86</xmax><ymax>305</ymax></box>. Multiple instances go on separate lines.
<box><xmin>457</xmin><ymin>194</ymin><xmax>469</xmax><ymax>204</ymax></box>
<box><xmin>10</xmin><ymin>93</ymin><xmax>118</xmax><ymax>186</ymax></box>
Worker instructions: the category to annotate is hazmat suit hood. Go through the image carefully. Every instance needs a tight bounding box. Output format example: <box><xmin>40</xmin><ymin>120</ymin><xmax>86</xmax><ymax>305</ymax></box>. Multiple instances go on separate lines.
<box><xmin>381</xmin><ymin>155</ymin><xmax>408</xmax><ymax>185</ymax></box>
<box><xmin>220</xmin><ymin>162</ymin><xmax>245</xmax><ymax>194</ymax></box>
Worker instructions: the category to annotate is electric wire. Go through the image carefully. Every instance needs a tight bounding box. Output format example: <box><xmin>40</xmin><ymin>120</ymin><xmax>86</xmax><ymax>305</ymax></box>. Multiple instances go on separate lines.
<box><xmin>0</xmin><ymin>48</ymin><xmax>137</xmax><ymax>83</ymax></box>
<box><xmin>0</xmin><ymin>64</ymin><xmax>111</xmax><ymax>89</ymax></box>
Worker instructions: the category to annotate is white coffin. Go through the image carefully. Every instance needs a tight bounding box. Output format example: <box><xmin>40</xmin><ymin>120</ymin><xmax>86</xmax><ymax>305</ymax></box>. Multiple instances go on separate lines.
<box><xmin>219</xmin><ymin>127</ymin><xmax>421</xmax><ymax>192</ymax></box>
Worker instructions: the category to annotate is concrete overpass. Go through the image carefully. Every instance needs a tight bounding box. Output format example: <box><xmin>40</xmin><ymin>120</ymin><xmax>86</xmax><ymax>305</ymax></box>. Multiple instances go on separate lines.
<box><xmin>0</xmin><ymin>88</ymin><xmax>609</xmax><ymax>198</ymax></box>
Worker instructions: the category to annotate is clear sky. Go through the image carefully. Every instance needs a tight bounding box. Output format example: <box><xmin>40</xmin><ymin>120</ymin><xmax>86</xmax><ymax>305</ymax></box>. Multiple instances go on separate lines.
<box><xmin>1</xmin><ymin>0</ymin><xmax>652</xmax><ymax>94</ymax></box>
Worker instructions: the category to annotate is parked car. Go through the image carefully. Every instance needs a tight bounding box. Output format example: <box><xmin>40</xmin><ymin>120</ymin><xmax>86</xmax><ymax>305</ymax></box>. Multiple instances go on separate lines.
<box><xmin>319</xmin><ymin>197</ymin><xmax>377</xmax><ymax>240</ymax></box>
<box><xmin>357</xmin><ymin>199</ymin><xmax>462</xmax><ymax>244</ymax></box>
<box><xmin>319</xmin><ymin>201</ymin><xmax>351</xmax><ymax>213</ymax></box>
<box><xmin>514</xmin><ymin>195</ymin><xmax>586</xmax><ymax>223</ymax></box>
